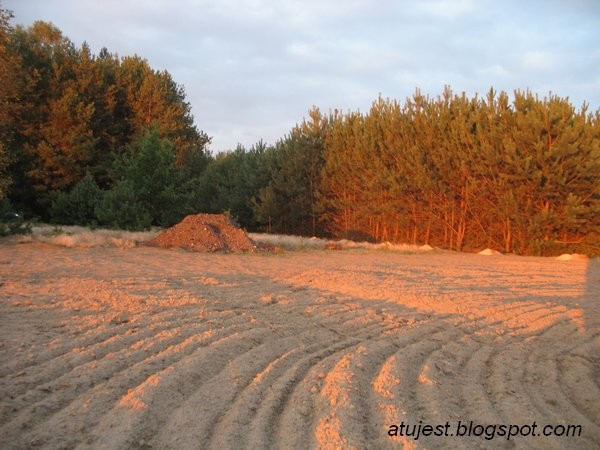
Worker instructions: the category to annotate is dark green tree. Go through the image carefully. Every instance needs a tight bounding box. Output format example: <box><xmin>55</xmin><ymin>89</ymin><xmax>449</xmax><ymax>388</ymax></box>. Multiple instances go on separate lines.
<box><xmin>49</xmin><ymin>171</ymin><xmax>102</xmax><ymax>225</ymax></box>
<box><xmin>0</xmin><ymin>6</ymin><xmax>20</xmax><ymax>199</ymax></box>
<box><xmin>110</xmin><ymin>128</ymin><xmax>186</xmax><ymax>227</ymax></box>
<box><xmin>198</xmin><ymin>141</ymin><xmax>274</xmax><ymax>228</ymax></box>
<box><xmin>254</xmin><ymin>107</ymin><xmax>326</xmax><ymax>235</ymax></box>
<box><xmin>95</xmin><ymin>180</ymin><xmax>151</xmax><ymax>230</ymax></box>
<box><xmin>2</xmin><ymin>18</ymin><xmax>211</xmax><ymax>217</ymax></box>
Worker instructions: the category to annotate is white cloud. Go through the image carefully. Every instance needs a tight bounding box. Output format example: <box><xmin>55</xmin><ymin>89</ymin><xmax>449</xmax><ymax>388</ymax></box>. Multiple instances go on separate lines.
<box><xmin>520</xmin><ymin>50</ymin><xmax>558</xmax><ymax>71</ymax></box>
<box><xmin>415</xmin><ymin>0</ymin><xmax>475</xmax><ymax>19</ymax></box>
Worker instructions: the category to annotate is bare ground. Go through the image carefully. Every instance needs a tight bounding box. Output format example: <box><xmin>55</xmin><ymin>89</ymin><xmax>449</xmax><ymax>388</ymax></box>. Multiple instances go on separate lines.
<box><xmin>0</xmin><ymin>243</ymin><xmax>598</xmax><ymax>449</ymax></box>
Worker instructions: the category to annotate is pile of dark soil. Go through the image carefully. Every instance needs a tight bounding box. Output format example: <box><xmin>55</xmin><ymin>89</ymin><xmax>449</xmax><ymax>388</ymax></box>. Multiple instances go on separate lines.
<box><xmin>148</xmin><ymin>213</ymin><xmax>262</xmax><ymax>253</ymax></box>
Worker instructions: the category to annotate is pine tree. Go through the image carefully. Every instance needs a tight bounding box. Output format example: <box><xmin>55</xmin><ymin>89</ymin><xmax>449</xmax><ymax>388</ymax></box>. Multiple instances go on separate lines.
<box><xmin>254</xmin><ymin>107</ymin><xmax>326</xmax><ymax>235</ymax></box>
<box><xmin>118</xmin><ymin>56</ymin><xmax>209</xmax><ymax>165</ymax></box>
<box><xmin>111</xmin><ymin>129</ymin><xmax>186</xmax><ymax>226</ymax></box>
<box><xmin>27</xmin><ymin>85</ymin><xmax>97</xmax><ymax>193</ymax></box>
<box><xmin>0</xmin><ymin>6</ymin><xmax>19</xmax><ymax>198</ymax></box>
<box><xmin>95</xmin><ymin>180</ymin><xmax>151</xmax><ymax>230</ymax></box>
<box><xmin>3</xmin><ymin>20</ymin><xmax>211</xmax><ymax>217</ymax></box>
<box><xmin>316</xmin><ymin>88</ymin><xmax>598</xmax><ymax>255</ymax></box>
<box><xmin>49</xmin><ymin>171</ymin><xmax>102</xmax><ymax>225</ymax></box>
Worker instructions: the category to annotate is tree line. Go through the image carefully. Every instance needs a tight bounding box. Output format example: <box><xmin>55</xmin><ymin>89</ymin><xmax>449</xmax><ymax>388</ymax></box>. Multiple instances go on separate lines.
<box><xmin>316</xmin><ymin>91</ymin><xmax>599</xmax><ymax>255</ymax></box>
<box><xmin>252</xmin><ymin>93</ymin><xmax>599</xmax><ymax>256</ymax></box>
<box><xmin>0</xmin><ymin>9</ymin><xmax>210</xmax><ymax>222</ymax></box>
<box><xmin>1</xmin><ymin>7</ymin><xmax>598</xmax><ymax>255</ymax></box>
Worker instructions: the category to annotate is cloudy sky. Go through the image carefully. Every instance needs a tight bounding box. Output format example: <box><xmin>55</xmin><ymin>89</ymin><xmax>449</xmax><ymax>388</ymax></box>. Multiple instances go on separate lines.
<box><xmin>5</xmin><ymin>0</ymin><xmax>600</xmax><ymax>152</ymax></box>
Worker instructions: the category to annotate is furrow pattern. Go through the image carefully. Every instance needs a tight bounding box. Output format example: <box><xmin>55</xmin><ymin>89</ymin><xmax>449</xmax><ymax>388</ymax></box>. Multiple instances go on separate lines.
<box><xmin>0</xmin><ymin>244</ymin><xmax>597</xmax><ymax>450</ymax></box>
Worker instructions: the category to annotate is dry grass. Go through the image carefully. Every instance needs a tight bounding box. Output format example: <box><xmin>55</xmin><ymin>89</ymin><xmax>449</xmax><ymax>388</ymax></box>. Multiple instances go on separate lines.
<box><xmin>5</xmin><ymin>224</ymin><xmax>161</xmax><ymax>249</ymax></box>
<box><xmin>3</xmin><ymin>226</ymin><xmax>589</xmax><ymax>262</ymax></box>
<box><xmin>249</xmin><ymin>232</ymin><xmax>435</xmax><ymax>253</ymax></box>
<box><xmin>3</xmin><ymin>225</ymin><xmax>436</xmax><ymax>253</ymax></box>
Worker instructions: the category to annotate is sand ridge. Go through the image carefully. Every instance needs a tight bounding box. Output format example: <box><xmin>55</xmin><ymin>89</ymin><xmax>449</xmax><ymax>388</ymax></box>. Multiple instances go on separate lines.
<box><xmin>0</xmin><ymin>244</ymin><xmax>598</xmax><ymax>449</ymax></box>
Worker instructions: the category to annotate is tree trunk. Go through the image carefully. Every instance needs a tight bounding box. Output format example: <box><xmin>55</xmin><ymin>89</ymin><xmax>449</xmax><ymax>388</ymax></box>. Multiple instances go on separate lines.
<box><xmin>503</xmin><ymin>218</ymin><xmax>512</xmax><ymax>253</ymax></box>
<box><xmin>425</xmin><ymin>218</ymin><xmax>432</xmax><ymax>245</ymax></box>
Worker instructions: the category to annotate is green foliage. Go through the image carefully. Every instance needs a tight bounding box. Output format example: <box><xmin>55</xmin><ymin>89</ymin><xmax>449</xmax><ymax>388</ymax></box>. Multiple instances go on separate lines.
<box><xmin>0</xmin><ymin>6</ymin><xmax>18</xmax><ymax>199</ymax></box>
<box><xmin>113</xmin><ymin>130</ymin><xmax>176</xmax><ymax>200</ymax></box>
<box><xmin>95</xmin><ymin>180</ymin><xmax>151</xmax><ymax>230</ymax></box>
<box><xmin>0</xmin><ymin>197</ymin><xmax>31</xmax><ymax>236</ymax></box>
<box><xmin>47</xmin><ymin>129</ymin><xmax>196</xmax><ymax>231</ymax></box>
<box><xmin>109</xmin><ymin>129</ymin><xmax>189</xmax><ymax>228</ymax></box>
<box><xmin>253</xmin><ymin>107</ymin><xmax>326</xmax><ymax>236</ymax></box>
<box><xmin>199</xmin><ymin>141</ymin><xmax>274</xmax><ymax>229</ymax></box>
<box><xmin>0</xmin><ymin>9</ymin><xmax>597</xmax><ymax>255</ymax></box>
<box><xmin>1</xmin><ymin>16</ymin><xmax>210</xmax><ymax>217</ymax></box>
<box><xmin>318</xmin><ymin>89</ymin><xmax>599</xmax><ymax>255</ymax></box>
<box><xmin>49</xmin><ymin>171</ymin><xmax>102</xmax><ymax>225</ymax></box>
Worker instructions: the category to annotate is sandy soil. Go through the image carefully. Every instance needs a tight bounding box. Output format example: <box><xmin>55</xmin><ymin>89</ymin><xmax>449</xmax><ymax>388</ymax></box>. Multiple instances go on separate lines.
<box><xmin>0</xmin><ymin>243</ymin><xmax>598</xmax><ymax>449</ymax></box>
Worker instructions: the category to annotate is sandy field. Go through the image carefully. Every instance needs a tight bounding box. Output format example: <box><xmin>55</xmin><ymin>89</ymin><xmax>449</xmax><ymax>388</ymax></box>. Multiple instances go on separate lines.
<box><xmin>0</xmin><ymin>241</ymin><xmax>598</xmax><ymax>449</ymax></box>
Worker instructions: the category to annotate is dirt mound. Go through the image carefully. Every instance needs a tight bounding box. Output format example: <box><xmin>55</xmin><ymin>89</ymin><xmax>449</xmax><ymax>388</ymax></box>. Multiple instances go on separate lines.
<box><xmin>148</xmin><ymin>213</ymin><xmax>260</xmax><ymax>252</ymax></box>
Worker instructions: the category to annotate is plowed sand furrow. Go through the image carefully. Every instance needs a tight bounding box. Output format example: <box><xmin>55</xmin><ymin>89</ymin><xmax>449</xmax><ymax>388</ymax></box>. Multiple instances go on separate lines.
<box><xmin>524</xmin><ymin>355</ymin><xmax>600</xmax><ymax>450</ymax></box>
<box><xmin>0</xmin><ymin>304</ymin><xmax>237</xmax><ymax>398</ymax></box>
<box><xmin>33</xmin><ymin>327</ymin><xmax>255</xmax><ymax>450</ymax></box>
<box><xmin>410</xmin><ymin>329</ymin><xmax>479</xmax><ymax>423</ymax></box>
<box><xmin>0</xmin><ymin>303</ymin><xmax>207</xmax><ymax>379</ymax></box>
<box><xmin>460</xmin><ymin>344</ymin><xmax>503</xmax><ymax>424</ymax></box>
<box><xmin>320</xmin><ymin>315</ymin><xmax>403</xmax><ymax>341</ymax></box>
<box><xmin>1</xmin><ymin>244</ymin><xmax>597</xmax><ymax>450</ymax></box>
<box><xmin>312</xmin><ymin>338</ymin><xmax>408</xmax><ymax>449</ymax></box>
<box><xmin>303</xmin><ymin>298</ymin><xmax>432</xmax><ymax>338</ymax></box>
<box><xmin>366</xmin><ymin>325</ymin><xmax>481</xmax><ymax>450</ymax></box>
<box><xmin>245</xmin><ymin>338</ymin><xmax>363</xmax><ymax>450</ymax></box>
<box><xmin>556</xmin><ymin>336</ymin><xmax>600</xmax><ymax>424</ymax></box>
<box><xmin>81</xmin><ymin>327</ymin><xmax>271</xmax><ymax>449</ymax></box>
<box><xmin>300</xmin><ymin>324</ymin><xmax>453</xmax><ymax>449</ymax></box>
<box><xmin>557</xmin><ymin>354</ymin><xmax>600</xmax><ymax>441</ymax></box>
<box><xmin>312</xmin><ymin>345</ymin><xmax>371</xmax><ymax>449</ymax></box>
<box><xmin>339</xmin><ymin>339</ymin><xmax>402</xmax><ymax>446</ymax></box>
<box><xmin>486</xmin><ymin>339</ymin><xmax>534</xmax><ymax>422</ymax></box>
<box><xmin>0</xmin><ymin>322</ymin><xmax>139</xmax><ymax>378</ymax></box>
<box><xmin>202</xmin><ymin>337</ymin><xmax>304</xmax><ymax>439</ymax></box>
<box><xmin>507</xmin><ymin>310</ymin><xmax>583</xmax><ymax>336</ymax></box>
<box><xmin>0</xmin><ymin>323</ymin><xmax>260</xmax><ymax>449</ymax></box>
<box><xmin>0</xmin><ymin>317</ymin><xmax>198</xmax><ymax>397</ymax></box>
<box><xmin>149</xmin><ymin>332</ymin><xmax>300</xmax><ymax>449</ymax></box>
<box><xmin>485</xmin><ymin>328</ymin><xmax>600</xmax><ymax>449</ymax></box>
<box><xmin>484</xmin><ymin>323</ymin><xmax>585</xmax><ymax>428</ymax></box>
<box><xmin>393</xmin><ymin>330</ymin><xmax>468</xmax><ymax>423</ymax></box>
<box><xmin>303</xmin><ymin>302</ymin><xmax>366</xmax><ymax>322</ymax></box>
<box><xmin>269</xmin><ymin>326</ymin><xmax>409</xmax><ymax>450</ymax></box>
<box><xmin>333</xmin><ymin>307</ymin><xmax>412</xmax><ymax>327</ymax></box>
<box><xmin>520</xmin><ymin>333</ymin><xmax>600</xmax><ymax>444</ymax></box>
<box><xmin>448</xmin><ymin>302</ymin><xmax>565</xmax><ymax>333</ymax></box>
<box><xmin>521</xmin><ymin>323</ymin><xmax>592</xmax><ymax>416</ymax></box>
<box><xmin>371</xmin><ymin>351</ymin><xmax>424</xmax><ymax>450</ymax></box>
<box><xmin>206</xmin><ymin>343</ymin><xmax>302</xmax><ymax>449</ymax></box>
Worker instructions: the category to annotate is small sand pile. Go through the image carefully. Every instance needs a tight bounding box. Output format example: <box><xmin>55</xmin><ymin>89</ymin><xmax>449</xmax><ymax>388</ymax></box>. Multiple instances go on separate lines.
<box><xmin>148</xmin><ymin>213</ymin><xmax>260</xmax><ymax>252</ymax></box>
<box><xmin>556</xmin><ymin>253</ymin><xmax>588</xmax><ymax>261</ymax></box>
<box><xmin>478</xmin><ymin>248</ymin><xmax>502</xmax><ymax>256</ymax></box>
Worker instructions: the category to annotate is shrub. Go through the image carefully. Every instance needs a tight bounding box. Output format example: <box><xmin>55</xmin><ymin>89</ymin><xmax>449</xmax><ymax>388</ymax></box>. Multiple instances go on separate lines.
<box><xmin>112</xmin><ymin>129</ymin><xmax>190</xmax><ymax>227</ymax></box>
<box><xmin>49</xmin><ymin>172</ymin><xmax>103</xmax><ymax>225</ymax></box>
<box><xmin>95</xmin><ymin>180</ymin><xmax>151</xmax><ymax>230</ymax></box>
<box><xmin>0</xmin><ymin>198</ymin><xmax>31</xmax><ymax>236</ymax></box>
